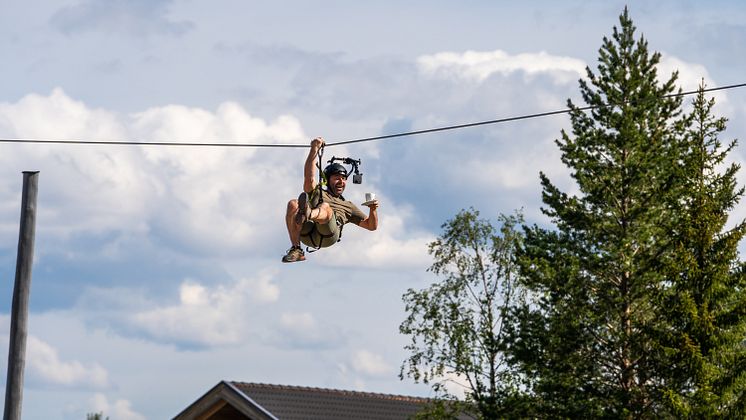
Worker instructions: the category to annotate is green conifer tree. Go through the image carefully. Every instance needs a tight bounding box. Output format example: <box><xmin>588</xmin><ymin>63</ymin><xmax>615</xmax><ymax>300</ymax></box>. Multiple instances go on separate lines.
<box><xmin>511</xmin><ymin>8</ymin><xmax>684</xmax><ymax>417</ymax></box>
<box><xmin>657</xmin><ymin>83</ymin><xmax>746</xmax><ymax>417</ymax></box>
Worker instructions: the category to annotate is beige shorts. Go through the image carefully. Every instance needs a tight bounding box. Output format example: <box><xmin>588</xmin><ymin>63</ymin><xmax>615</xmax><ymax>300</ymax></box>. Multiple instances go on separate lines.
<box><xmin>300</xmin><ymin>214</ymin><xmax>341</xmax><ymax>248</ymax></box>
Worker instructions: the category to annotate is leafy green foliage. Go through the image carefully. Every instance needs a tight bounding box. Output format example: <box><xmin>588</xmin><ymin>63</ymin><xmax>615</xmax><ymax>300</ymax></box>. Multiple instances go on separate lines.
<box><xmin>86</xmin><ymin>413</ymin><xmax>109</xmax><ymax>420</ymax></box>
<box><xmin>400</xmin><ymin>209</ymin><xmax>527</xmax><ymax>419</ymax></box>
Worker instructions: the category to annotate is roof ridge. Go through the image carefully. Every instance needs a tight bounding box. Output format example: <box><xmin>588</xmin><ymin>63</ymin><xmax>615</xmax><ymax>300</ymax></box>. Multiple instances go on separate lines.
<box><xmin>230</xmin><ymin>381</ymin><xmax>433</xmax><ymax>403</ymax></box>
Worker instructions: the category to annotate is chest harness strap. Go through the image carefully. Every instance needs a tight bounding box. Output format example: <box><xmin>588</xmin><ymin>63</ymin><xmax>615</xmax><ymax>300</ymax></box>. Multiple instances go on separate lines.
<box><xmin>303</xmin><ymin>144</ymin><xmax>344</xmax><ymax>253</ymax></box>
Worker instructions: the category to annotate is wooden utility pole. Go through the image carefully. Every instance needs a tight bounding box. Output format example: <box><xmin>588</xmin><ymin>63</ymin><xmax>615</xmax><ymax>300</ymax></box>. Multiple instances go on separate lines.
<box><xmin>4</xmin><ymin>171</ymin><xmax>39</xmax><ymax>420</ymax></box>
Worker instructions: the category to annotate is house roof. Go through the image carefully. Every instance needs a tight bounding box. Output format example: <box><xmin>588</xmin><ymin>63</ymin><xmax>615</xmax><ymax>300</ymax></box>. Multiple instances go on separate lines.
<box><xmin>173</xmin><ymin>380</ymin><xmax>452</xmax><ymax>420</ymax></box>
<box><xmin>231</xmin><ymin>382</ymin><xmax>432</xmax><ymax>420</ymax></box>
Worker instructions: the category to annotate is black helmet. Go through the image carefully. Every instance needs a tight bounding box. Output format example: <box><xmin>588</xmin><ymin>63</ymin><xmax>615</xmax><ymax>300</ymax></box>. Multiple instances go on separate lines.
<box><xmin>324</xmin><ymin>163</ymin><xmax>348</xmax><ymax>179</ymax></box>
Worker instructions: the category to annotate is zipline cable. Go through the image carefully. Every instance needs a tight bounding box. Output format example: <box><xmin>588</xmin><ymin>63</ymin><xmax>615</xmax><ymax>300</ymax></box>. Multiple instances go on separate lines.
<box><xmin>328</xmin><ymin>82</ymin><xmax>746</xmax><ymax>147</ymax></box>
<box><xmin>0</xmin><ymin>82</ymin><xmax>744</xmax><ymax>149</ymax></box>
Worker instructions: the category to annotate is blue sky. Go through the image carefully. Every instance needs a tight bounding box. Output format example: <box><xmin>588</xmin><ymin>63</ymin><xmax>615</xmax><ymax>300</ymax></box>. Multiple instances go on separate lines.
<box><xmin>1</xmin><ymin>1</ymin><xmax>746</xmax><ymax>418</ymax></box>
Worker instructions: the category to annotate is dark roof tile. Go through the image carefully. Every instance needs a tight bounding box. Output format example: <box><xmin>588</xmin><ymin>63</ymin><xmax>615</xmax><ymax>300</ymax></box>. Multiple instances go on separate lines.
<box><xmin>231</xmin><ymin>382</ymin><xmax>432</xmax><ymax>420</ymax></box>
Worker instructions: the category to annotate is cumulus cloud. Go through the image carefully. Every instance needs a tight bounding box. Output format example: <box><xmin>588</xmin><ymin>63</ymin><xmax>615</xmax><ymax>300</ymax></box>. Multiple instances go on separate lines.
<box><xmin>128</xmin><ymin>269</ymin><xmax>280</xmax><ymax>347</ymax></box>
<box><xmin>89</xmin><ymin>393</ymin><xmax>146</xmax><ymax>420</ymax></box>
<box><xmin>0</xmin><ymin>88</ymin><xmax>124</xmax><ymax>139</ymax></box>
<box><xmin>129</xmin><ymin>101</ymin><xmax>306</xmax><ymax>255</ymax></box>
<box><xmin>417</xmin><ymin>49</ymin><xmax>587</xmax><ymax>84</ymax></box>
<box><xmin>0</xmin><ymin>88</ymin><xmax>307</xmax><ymax>258</ymax></box>
<box><xmin>27</xmin><ymin>336</ymin><xmax>109</xmax><ymax>388</ymax></box>
<box><xmin>0</xmin><ymin>89</ymin><xmax>158</xmax><ymax>241</ymax></box>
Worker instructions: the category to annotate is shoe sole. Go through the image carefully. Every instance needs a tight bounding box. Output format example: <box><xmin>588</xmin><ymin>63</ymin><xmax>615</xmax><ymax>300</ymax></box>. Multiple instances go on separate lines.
<box><xmin>281</xmin><ymin>254</ymin><xmax>306</xmax><ymax>263</ymax></box>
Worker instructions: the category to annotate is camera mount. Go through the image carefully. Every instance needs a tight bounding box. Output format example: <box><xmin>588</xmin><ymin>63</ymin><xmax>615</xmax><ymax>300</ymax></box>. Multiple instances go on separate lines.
<box><xmin>327</xmin><ymin>156</ymin><xmax>363</xmax><ymax>184</ymax></box>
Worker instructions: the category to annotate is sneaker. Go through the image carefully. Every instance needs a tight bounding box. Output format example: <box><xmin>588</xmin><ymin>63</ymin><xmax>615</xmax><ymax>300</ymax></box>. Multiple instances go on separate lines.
<box><xmin>294</xmin><ymin>192</ymin><xmax>312</xmax><ymax>225</ymax></box>
<box><xmin>281</xmin><ymin>246</ymin><xmax>305</xmax><ymax>263</ymax></box>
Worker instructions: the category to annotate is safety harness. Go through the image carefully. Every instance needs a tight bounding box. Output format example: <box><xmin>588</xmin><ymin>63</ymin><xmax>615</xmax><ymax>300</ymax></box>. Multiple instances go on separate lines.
<box><xmin>301</xmin><ymin>145</ymin><xmax>344</xmax><ymax>252</ymax></box>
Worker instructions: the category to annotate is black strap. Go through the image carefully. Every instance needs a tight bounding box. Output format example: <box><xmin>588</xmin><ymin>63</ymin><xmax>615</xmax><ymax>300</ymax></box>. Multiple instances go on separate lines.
<box><xmin>303</xmin><ymin>217</ymin><xmax>343</xmax><ymax>253</ymax></box>
<box><xmin>303</xmin><ymin>222</ymin><xmax>335</xmax><ymax>253</ymax></box>
<box><xmin>305</xmin><ymin>144</ymin><xmax>345</xmax><ymax>253</ymax></box>
<box><xmin>316</xmin><ymin>144</ymin><xmax>325</xmax><ymax>206</ymax></box>
<box><xmin>337</xmin><ymin>220</ymin><xmax>345</xmax><ymax>241</ymax></box>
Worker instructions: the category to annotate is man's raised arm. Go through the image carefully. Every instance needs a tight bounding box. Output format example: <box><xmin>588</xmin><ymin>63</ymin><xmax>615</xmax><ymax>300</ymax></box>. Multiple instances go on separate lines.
<box><xmin>303</xmin><ymin>137</ymin><xmax>325</xmax><ymax>193</ymax></box>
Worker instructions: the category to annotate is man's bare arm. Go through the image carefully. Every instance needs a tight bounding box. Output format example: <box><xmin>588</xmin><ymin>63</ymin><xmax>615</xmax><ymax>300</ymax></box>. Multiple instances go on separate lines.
<box><xmin>303</xmin><ymin>137</ymin><xmax>324</xmax><ymax>193</ymax></box>
<box><xmin>358</xmin><ymin>200</ymin><xmax>379</xmax><ymax>231</ymax></box>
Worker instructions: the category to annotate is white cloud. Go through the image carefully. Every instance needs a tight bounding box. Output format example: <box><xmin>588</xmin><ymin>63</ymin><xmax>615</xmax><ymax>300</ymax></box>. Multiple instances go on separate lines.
<box><xmin>251</xmin><ymin>274</ymin><xmax>281</xmax><ymax>303</ymax></box>
<box><xmin>350</xmin><ymin>349</ymin><xmax>392</xmax><ymax>377</ymax></box>
<box><xmin>0</xmin><ymin>88</ymin><xmax>125</xmax><ymax>140</ymax></box>
<box><xmin>0</xmin><ymin>89</ymin><xmax>306</xmax><ymax>256</ymax></box>
<box><xmin>128</xmin><ymin>101</ymin><xmax>307</xmax><ymax>254</ymax></box>
<box><xmin>0</xmin><ymin>90</ymin><xmax>151</xmax><ymax>236</ymax></box>
<box><xmin>89</xmin><ymin>393</ymin><xmax>146</xmax><ymax>420</ymax></box>
<box><xmin>129</xmin><ymin>269</ymin><xmax>280</xmax><ymax>347</ymax></box>
<box><xmin>658</xmin><ymin>54</ymin><xmax>715</xmax><ymax>92</ymax></box>
<box><xmin>418</xmin><ymin>50</ymin><xmax>586</xmax><ymax>84</ymax></box>
<box><xmin>27</xmin><ymin>336</ymin><xmax>109</xmax><ymax>388</ymax></box>
<box><xmin>657</xmin><ymin>54</ymin><xmax>734</xmax><ymax>118</ymax></box>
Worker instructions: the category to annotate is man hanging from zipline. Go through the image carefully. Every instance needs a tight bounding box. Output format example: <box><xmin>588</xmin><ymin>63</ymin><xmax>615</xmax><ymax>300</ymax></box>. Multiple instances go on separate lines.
<box><xmin>282</xmin><ymin>137</ymin><xmax>379</xmax><ymax>263</ymax></box>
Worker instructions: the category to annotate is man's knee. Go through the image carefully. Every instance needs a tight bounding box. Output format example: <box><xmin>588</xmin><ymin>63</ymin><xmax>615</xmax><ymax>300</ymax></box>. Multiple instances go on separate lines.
<box><xmin>317</xmin><ymin>203</ymin><xmax>333</xmax><ymax>223</ymax></box>
<box><xmin>287</xmin><ymin>199</ymin><xmax>299</xmax><ymax>214</ymax></box>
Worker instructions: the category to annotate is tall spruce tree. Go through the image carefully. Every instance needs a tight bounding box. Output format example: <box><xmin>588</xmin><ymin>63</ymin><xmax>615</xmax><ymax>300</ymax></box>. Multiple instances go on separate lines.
<box><xmin>657</xmin><ymin>83</ymin><xmax>746</xmax><ymax>417</ymax></box>
<box><xmin>511</xmin><ymin>8</ymin><xmax>684</xmax><ymax>417</ymax></box>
